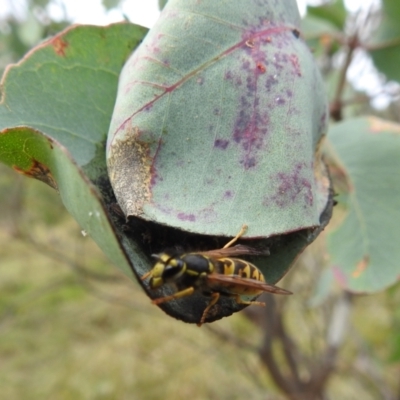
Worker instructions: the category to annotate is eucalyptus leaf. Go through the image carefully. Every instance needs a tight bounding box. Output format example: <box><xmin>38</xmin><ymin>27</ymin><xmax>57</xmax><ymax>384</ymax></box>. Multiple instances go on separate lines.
<box><xmin>107</xmin><ymin>0</ymin><xmax>330</xmax><ymax>238</ymax></box>
<box><xmin>369</xmin><ymin>0</ymin><xmax>400</xmax><ymax>83</ymax></box>
<box><xmin>0</xmin><ymin>127</ymin><xmax>133</xmax><ymax>278</ymax></box>
<box><xmin>327</xmin><ymin>117</ymin><xmax>400</xmax><ymax>292</ymax></box>
<box><xmin>158</xmin><ymin>0</ymin><xmax>168</xmax><ymax>11</ymax></box>
<box><xmin>301</xmin><ymin>14</ymin><xmax>341</xmax><ymax>60</ymax></box>
<box><xmin>0</xmin><ymin>23</ymin><xmax>147</xmax><ymax>277</ymax></box>
<box><xmin>106</xmin><ymin>0</ymin><xmax>333</xmax><ymax>323</ymax></box>
<box><xmin>307</xmin><ymin>0</ymin><xmax>346</xmax><ymax>31</ymax></box>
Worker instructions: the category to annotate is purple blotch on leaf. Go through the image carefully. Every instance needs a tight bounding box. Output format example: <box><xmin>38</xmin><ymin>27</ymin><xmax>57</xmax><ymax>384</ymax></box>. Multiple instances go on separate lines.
<box><xmin>177</xmin><ymin>212</ymin><xmax>196</xmax><ymax>222</ymax></box>
<box><xmin>224</xmin><ymin>190</ymin><xmax>233</xmax><ymax>199</ymax></box>
<box><xmin>267</xmin><ymin>163</ymin><xmax>314</xmax><ymax>207</ymax></box>
<box><xmin>214</xmin><ymin>139</ymin><xmax>229</xmax><ymax>149</ymax></box>
<box><xmin>241</xmin><ymin>157</ymin><xmax>256</xmax><ymax>169</ymax></box>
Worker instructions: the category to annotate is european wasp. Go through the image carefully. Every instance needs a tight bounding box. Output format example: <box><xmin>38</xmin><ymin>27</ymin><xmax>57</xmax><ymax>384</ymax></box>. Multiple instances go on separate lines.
<box><xmin>141</xmin><ymin>225</ymin><xmax>292</xmax><ymax>326</ymax></box>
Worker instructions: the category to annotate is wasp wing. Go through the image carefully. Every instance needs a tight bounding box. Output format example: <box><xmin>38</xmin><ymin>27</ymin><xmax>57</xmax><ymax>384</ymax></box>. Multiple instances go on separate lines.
<box><xmin>206</xmin><ymin>274</ymin><xmax>292</xmax><ymax>295</ymax></box>
<box><xmin>198</xmin><ymin>244</ymin><xmax>268</xmax><ymax>258</ymax></box>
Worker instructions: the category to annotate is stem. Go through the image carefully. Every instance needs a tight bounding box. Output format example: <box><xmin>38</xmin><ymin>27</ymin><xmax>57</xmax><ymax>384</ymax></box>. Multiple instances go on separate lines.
<box><xmin>305</xmin><ymin>293</ymin><xmax>352</xmax><ymax>394</ymax></box>
<box><xmin>244</xmin><ymin>290</ymin><xmax>352</xmax><ymax>400</ymax></box>
<box><xmin>330</xmin><ymin>33</ymin><xmax>359</xmax><ymax>121</ymax></box>
<box><xmin>258</xmin><ymin>296</ymin><xmax>306</xmax><ymax>400</ymax></box>
<box><xmin>364</xmin><ymin>36</ymin><xmax>400</xmax><ymax>52</ymax></box>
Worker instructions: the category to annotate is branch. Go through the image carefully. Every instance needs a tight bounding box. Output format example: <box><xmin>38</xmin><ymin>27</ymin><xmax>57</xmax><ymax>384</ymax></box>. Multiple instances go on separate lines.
<box><xmin>21</xmin><ymin>231</ymin><xmax>125</xmax><ymax>283</ymax></box>
<box><xmin>363</xmin><ymin>36</ymin><xmax>400</xmax><ymax>52</ymax></box>
<box><xmin>305</xmin><ymin>292</ymin><xmax>353</xmax><ymax>394</ymax></box>
<box><xmin>330</xmin><ymin>33</ymin><xmax>359</xmax><ymax>121</ymax></box>
<box><xmin>275</xmin><ymin>310</ymin><xmax>301</xmax><ymax>384</ymax></box>
<box><xmin>258</xmin><ymin>296</ymin><xmax>305</xmax><ymax>400</ymax></box>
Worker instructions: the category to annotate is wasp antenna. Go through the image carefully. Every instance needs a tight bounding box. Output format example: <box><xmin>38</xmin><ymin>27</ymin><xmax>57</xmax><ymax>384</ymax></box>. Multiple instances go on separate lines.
<box><xmin>223</xmin><ymin>224</ymin><xmax>248</xmax><ymax>249</ymax></box>
<box><xmin>275</xmin><ymin>287</ymin><xmax>293</xmax><ymax>295</ymax></box>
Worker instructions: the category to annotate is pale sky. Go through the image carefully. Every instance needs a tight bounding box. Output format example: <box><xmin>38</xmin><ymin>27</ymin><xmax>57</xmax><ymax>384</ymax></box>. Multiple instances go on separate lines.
<box><xmin>0</xmin><ymin>0</ymin><xmax>375</xmax><ymax>28</ymax></box>
<box><xmin>0</xmin><ymin>0</ymin><xmax>389</xmax><ymax>108</ymax></box>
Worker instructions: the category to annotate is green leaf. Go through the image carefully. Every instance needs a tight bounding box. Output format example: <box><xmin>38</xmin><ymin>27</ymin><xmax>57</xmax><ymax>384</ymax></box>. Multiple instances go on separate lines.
<box><xmin>301</xmin><ymin>1</ymin><xmax>344</xmax><ymax>59</ymax></box>
<box><xmin>369</xmin><ymin>0</ymin><xmax>400</xmax><ymax>82</ymax></box>
<box><xmin>0</xmin><ymin>23</ymin><xmax>147</xmax><ymax>277</ymax></box>
<box><xmin>301</xmin><ymin>14</ymin><xmax>341</xmax><ymax>59</ymax></box>
<box><xmin>0</xmin><ymin>127</ymin><xmax>133</xmax><ymax>278</ymax></box>
<box><xmin>107</xmin><ymin>0</ymin><xmax>330</xmax><ymax>238</ymax></box>
<box><xmin>327</xmin><ymin>117</ymin><xmax>400</xmax><ymax>292</ymax></box>
<box><xmin>301</xmin><ymin>14</ymin><xmax>340</xmax><ymax>39</ymax></box>
<box><xmin>105</xmin><ymin>0</ymin><xmax>333</xmax><ymax>323</ymax></box>
<box><xmin>381</xmin><ymin>0</ymin><xmax>400</xmax><ymax>16</ymax></box>
<box><xmin>307</xmin><ymin>0</ymin><xmax>347</xmax><ymax>30</ymax></box>
<box><xmin>0</xmin><ymin>23</ymin><xmax>147</xmax><ymax>171</ymax></box>
<box><xmin>102</xmin><ymin>0</ymin><xmax>121</xmax><ymax>10</ymax></box>
<box><xmin>158</xmin><ymin>0</ymin><xmax>168</xmax><ymax>10</ymax></box>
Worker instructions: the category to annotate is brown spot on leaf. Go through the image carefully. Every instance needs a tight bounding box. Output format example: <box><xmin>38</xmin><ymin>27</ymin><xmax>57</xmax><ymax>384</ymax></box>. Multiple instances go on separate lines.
<box><xmin>289</xmin><ymin>54</ymin><xmax>301</xmax><ymax>77</ymax></box>
<box><xmin>51</xmin><ymin>37</ymin><xmax>68</xmax><ymax>57</ymax></box>
<box><xmin>320</xmin><ymin>34</ymin><xmax>333</xmax><ymax>48</ymax></box>
<box><xmin>14</xmin><ymin>160</ymin><xmax>58</xmax><ymax>190</ymax></box>
<box><xmin>352</xmin><ymin>256</ymin><xmax>369</xmax><ymax>278</ymax></box>
<box><xmin>256</xmin><ymin>62</ymin><xmax>266</xmax><ymax>73</ymax></box>
<box><xmin>107</xmin><ymin>126</ymin><xmax>152</xmax><ymax>217</ymax></box>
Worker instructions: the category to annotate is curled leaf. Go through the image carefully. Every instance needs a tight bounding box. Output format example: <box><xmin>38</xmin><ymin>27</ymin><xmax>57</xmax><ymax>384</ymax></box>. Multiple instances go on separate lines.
<box><xmin>107</xmin><ymin>0</ymin><xmax>330</xmax><ymax>238</ymax></box>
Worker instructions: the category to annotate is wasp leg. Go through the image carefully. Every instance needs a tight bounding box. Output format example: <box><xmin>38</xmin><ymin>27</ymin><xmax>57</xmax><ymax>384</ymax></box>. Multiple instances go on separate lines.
<box><xmin>152</xmin><ymin>287</ymin><xmax>195</xmax><ymax>305</ymax></box>
<box><xmin>223</xmin><ymin>224</ymin><xmax>248</xmax><ymax>249</ymax></box>
<box><xmin>198</xmin><ymin>292</ymin><xmax>221</xmax><ymax>327</ymax></box>
<box><xmin>233</xmin><ymin>294</ymin><xmax>266</xmax><ymax>307</ymax></box>
<box><xmin>141</xmin><ymin>270</ymin><xmax>152</xmax><ymax>280</ymax></box>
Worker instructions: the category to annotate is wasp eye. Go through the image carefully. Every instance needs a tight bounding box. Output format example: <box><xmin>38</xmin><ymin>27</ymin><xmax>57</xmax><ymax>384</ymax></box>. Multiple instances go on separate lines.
<box><xmin>163</xmin><ymin>259</ymin><xmax>185</xmax><ymax>281</ymax></box>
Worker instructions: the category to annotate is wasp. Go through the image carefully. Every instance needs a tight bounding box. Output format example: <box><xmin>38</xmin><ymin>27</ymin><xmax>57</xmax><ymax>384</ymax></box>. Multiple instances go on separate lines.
<box><xmin>141</xmin><ymin>225</ymin><xmax>292</xmax><ymax>326</ymax></box>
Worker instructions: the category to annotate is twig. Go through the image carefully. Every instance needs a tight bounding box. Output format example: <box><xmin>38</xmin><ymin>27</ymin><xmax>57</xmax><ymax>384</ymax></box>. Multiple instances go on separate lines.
<box><xmin>276</xmin><ymin>312</ymin><xmax>301</xmax><ymax>385</ymax></box>
<box><xmin>21</xmin><ymin>231</ymin><xmax>125</xmax><ymax>283</ymax></box>
<box><xmin>330</xmin><ymin>32</ymin><xmax>359</xmax><ymax>121</ymax></box>
<box><xmin>258</xmin><ymin>296</ymin><xmax>305</xmax><ymax>400</ymax></box>
<box><xmin>363</xmin><ymin>37</ymin><xmax>400</xmax><ymax>52</ymax></box>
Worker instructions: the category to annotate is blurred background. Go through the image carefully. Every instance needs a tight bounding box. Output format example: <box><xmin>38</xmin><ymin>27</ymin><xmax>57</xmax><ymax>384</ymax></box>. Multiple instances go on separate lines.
<box><xmin>1</xmin><ymin>1</ymin><xmax>400</xmax><ymax>399</ymax></box>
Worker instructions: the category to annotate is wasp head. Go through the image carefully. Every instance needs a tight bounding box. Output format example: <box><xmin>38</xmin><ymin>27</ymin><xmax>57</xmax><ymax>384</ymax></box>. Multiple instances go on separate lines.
<box><xmin>147</xmin><ymin>253</ymin><xmax>186</xmax><ymax>288</ymax></box>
